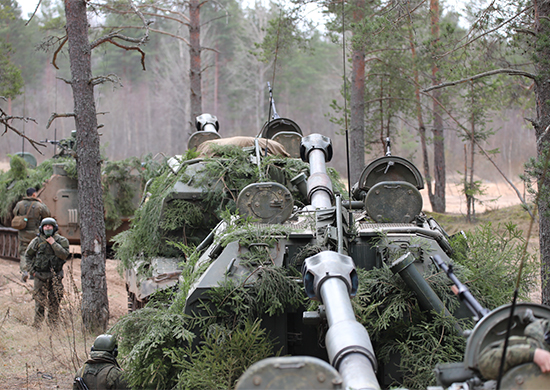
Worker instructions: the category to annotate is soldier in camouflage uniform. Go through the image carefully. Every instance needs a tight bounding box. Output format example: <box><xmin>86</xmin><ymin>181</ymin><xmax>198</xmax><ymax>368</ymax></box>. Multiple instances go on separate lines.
<box><xmin>73</xmin><ymin>334</ymin><xmax>128</xmax><ymax>390</ymax></box>
<box><xmin>478</xmin><ymin>318</ymin><xmax>550</xmax><ymax>379</ymax></box>
<box><xmin>12</xmin><ymin>187</ymin><xmax>51</xmax><ymax>282</ymax></box>
<box><xmin>26</xmin><ymin>217</ymin><xmax>70</xmax><ymax>327</ymax></box>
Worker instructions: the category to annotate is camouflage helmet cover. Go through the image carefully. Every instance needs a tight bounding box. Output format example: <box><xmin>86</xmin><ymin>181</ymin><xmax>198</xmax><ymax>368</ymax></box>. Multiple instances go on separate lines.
<box><xmin>524</xmin><ymin>319</ymin><xmax>550</xmax><ymax>350</ymax></box>
<box><xmin>39</xmin><ymin>217</ymin><xmax>58</xmax><ymax>234</ymax></box>
<box><xmin>92</xmin><ymin>334</ymin><xmax>117</xmax><ymax>353</ymax></box>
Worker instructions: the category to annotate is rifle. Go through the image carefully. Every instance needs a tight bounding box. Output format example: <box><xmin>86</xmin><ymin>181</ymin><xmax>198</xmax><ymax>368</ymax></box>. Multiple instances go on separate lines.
<box><xmin>40</xmin><ymin>138</ymin><xmax>76</xmax><ymax>158</ymax></box>
<box><xmin>432</xmin><ymin>254</ymin><xmax>490</xmax><ymax>320</ymax></box>
<box><xmin>74</xmin><ymin>377</ymin><xmax>89</xmax><ymax>390</ymax></box>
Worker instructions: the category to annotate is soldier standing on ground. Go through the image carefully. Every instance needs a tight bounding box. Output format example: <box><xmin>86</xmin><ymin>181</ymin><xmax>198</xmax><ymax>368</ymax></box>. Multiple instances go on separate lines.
<box><xmin>26</xmin><ymin>217</ymin><xmax>70</xmax><ymax>327</ymax></box>
<box><xmin>478</xmin><ymin>318</ymin><xmax>550</xmax><ymax>379</ymax></box>
<box><xmin>73</xmin><ymin>334</ymin><xmax>129</xmax><ymax>390</ymax></box>
<box><xmin>12</xmin><ymin>187</ymin><xmax>51</xmax><ymax>282</ymax></box>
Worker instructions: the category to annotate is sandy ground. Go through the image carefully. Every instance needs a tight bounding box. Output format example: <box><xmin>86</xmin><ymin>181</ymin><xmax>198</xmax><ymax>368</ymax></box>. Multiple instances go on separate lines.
<box><xmin>421</xmin><ymin>176</ymin><xmax>527</xmax><ymax>214</ymax></box>
<box><xmin>0</xmin><ymin>255</ymin><xmax>128</xmax><ymax>389</ymax></box>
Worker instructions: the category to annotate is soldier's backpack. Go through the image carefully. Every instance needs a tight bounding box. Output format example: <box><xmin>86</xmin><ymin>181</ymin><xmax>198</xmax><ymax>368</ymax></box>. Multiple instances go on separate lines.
<box><xmin>11</xmin><ymin>203</ymin><xmax>33</xmax><ymax>230</ymax></box>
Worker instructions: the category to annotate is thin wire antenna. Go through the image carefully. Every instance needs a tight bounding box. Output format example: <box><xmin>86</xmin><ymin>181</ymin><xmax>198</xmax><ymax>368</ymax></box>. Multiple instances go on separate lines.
<box><xmin>262</xmin><ymin>10</ymin><xmax>284</xmax><ymax>157</ymax></box>
<box><xmin>271</xmin><ymin>11</ymin><xmax>283</xmax><ymax>105</ymax></box>
<box><xmin>267</xmin><ymin>10</ymin><xmax>284</xmax><ymax>127</ymax></box>
<box><xmin>342</xmin><ymin>0</ymin><xmax>352</xmax><ymax>205</ymax></box>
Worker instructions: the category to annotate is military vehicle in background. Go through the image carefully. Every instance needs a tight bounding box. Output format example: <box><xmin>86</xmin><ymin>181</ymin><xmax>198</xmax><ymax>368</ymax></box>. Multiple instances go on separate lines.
<box><xmin>0</xmin><ymin>132</ymin><xmax>144</xmax><ymax>260</ymax></box>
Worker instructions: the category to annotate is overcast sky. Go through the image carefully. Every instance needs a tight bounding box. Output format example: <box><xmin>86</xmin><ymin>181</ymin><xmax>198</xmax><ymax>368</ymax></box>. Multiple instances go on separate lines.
<box><xmin>16</xmin><ymin>0</ymin><xmax>468</xmax><ymax>21</ymax></box>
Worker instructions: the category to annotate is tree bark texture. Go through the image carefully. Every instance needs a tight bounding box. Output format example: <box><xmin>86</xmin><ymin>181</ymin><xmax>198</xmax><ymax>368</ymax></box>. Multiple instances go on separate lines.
<box><xmin>534</xmin><ymin>0</ymin><xmax>550</xmax><ymax>305</ymax></box>
<box><xmin>430</xmin><ymin>0</ymin><xmax>446</xmax><ymax>213</ymax></box>
<box><xmin>407</xmin><ymin>18</ymin><xmax>432</xmax><ymax>199</ymax></box>
<box><xmin>189</xmin><ymin>0</ymin><xmax>202</xmax><ymax>127</ymax></box>
<box><xmin>64</xmin><ymin>0</ymin><xmax>109</xmax><ymax>332</ymax></box>
<box><xmin>349</xmin><ymin>0</ymin><xmax>366</xmax><ymax>185</ymax></box>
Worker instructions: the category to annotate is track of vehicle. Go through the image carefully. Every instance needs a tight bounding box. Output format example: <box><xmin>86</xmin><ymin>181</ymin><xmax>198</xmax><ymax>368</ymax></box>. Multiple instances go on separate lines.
<box><xmin>0</xmin><ymin>226</ymin><xmax>19</xmax><ymax>261</ymax></box>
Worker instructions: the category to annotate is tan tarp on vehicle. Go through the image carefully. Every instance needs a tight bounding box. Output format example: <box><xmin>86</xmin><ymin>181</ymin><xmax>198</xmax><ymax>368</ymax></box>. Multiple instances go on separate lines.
<box><xmin>196</xmin><ymin>136</ymin><xmax>290</xmax><ymax>158</ymax></box>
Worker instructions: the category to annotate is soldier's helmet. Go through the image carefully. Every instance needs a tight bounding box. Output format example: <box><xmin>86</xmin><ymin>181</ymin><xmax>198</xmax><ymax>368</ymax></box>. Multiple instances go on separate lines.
<box><xmin>39</xmin><ymin>217</ymin><xmax>58</xmax><ymax>235</ymax></box>
<box><xmin>91</xmin><ymin>334</ymin><xmax>118</xmax><ymax>357</ymax></box>
<box><xmin>524</xmin><ymin>319</ymin><xmax>550</xmax><ymax>350</ymax></box>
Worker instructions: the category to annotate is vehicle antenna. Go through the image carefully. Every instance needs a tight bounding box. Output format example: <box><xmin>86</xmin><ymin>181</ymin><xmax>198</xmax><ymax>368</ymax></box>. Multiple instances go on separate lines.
<box><xmin>267</xmin><ymin>10</ymin><xmax>283</xmax><ymax>125</ymax></box>
<box><xmin>342</xmin><ymin>0</ymin><xmax>352</xmax><ymax>228</ymax></box>
<box><xmin>262</xmin><ymin>11</ymin><xmax>284</xmax><ymax>157</ymax></box>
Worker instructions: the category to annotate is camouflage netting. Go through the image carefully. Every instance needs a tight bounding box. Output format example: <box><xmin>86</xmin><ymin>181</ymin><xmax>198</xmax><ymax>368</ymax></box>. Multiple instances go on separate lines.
<box><xmin>112</xmin><ymin>144</ymin><xmax>347</xmax><ymax>272</ymax></box>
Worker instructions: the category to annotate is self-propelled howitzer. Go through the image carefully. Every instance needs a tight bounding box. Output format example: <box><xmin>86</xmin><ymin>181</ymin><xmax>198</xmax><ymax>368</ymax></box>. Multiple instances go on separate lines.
<box><xmin>179</xmin><ymin>132</ymin><xmax>467</xmax><ymax>389</ymax></box>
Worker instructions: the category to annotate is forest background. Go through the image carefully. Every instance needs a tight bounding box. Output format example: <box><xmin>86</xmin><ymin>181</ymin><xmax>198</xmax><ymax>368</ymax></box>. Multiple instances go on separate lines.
<box><xmin>0</xmin><ymin>0</ymin><xmax>536</xmax><ymax>206</ymax></box>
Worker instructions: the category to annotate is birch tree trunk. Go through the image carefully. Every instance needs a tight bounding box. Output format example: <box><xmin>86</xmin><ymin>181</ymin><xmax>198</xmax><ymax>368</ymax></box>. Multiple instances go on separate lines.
<box><xmin>64</xmin><ymin>0</ymin><xmax>109</xmax><ymax>332</ymax></box>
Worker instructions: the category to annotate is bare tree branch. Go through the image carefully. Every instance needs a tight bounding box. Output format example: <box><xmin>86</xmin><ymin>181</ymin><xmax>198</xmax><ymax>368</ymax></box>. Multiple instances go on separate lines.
<box><xmin>422</xmin><ymin>68</ymin><xmax>537</xmax><ymax>93</ymax></box>
<box><xmin>446</xmin><ymin>0</ymin><xmax>497</xmax><ymax>49</ymax></box>
<box><xmin>127</xmin><ymin>0</ymin><xmax>151</xmax><ymax>46</ymax></box>
<box><xmin>438</xmin><ymin>5</ymin><xmax>533</xmax><ymax>59</ymax></box>
<box><xmin>91</xmin><ymin>31</ymin><xmax>146</xmax><ymax>48</ymax></box>
<box><xmin>100</xmin><ymin>4</ymin><xmax>190</xmax><ymax>24</ymax></box>
<box><xmin>100</xmin><ymin>38</ymin><xmax>147</xmax><ymax>70</ymax></box>
<box><xmin>25</xmin><ymin>0</ymin><xmax>43</xmax><ymax>26</ymax></box>
<box><xmin>90</xmin><ymin>74</ymin><xmax>123</xmax><ymax>86</ymax></box>
<box><xmin>47</xmin><ymin>112</ymin><xmax>76</xmax><ymax>129</ymax></box>
<box><xmin>0</xmin><ymin>103</ymin><xmax>44</xmax><ymax>153</ymax></box>
<box><xmin>515</xmin><ymin>28</ymin><xmax>537</xmax><ymax>36</ymax></box>
<box><xmin>146</xmin><ymin>4</ymin><xmax>190</xmax><ymax>22</ymax></box>
<box><xmin>56</xmin><ymin>76</ymin><xmax>72</xmax><ymax>85</ymax></box>
<box><xmin>97</xmin><ymin>26</ymin><xmax>190</xmax><ymax>45</ymax></box>
<box><xmin>52</xmin><ymin>36</ymin><xmax>68</xmax><ymax>70</ymax></box>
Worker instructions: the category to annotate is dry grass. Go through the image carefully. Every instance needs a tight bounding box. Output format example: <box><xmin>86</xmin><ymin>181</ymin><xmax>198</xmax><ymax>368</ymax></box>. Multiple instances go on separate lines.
<box><xmin>0</xmin><ymin>256</ymin><xmax>128</xmax><ymax>389</ymax></box>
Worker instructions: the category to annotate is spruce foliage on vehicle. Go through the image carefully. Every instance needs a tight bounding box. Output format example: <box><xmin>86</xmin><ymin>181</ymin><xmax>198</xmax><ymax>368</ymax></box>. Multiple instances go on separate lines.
<box><xmin>111</xmin><ymin>218</ymin><xmax>538</xmax><ymax>389</ymax></box>
<box><xmin>0</xmin><ymin>153</ymin><xmax>147</xmax><ymax>230</ymax></box>
<box><xmin>0</xmin><ymin>155</ymin><xmax>74</xmax><ymax>222</ymax></box>
<box><xmin>112</xmin><ymin>144</ymin><xmax>345</xmax><ymax>271</ymax></box>
<box><xmin>112</xmin><ymin>219</ymin><xmax>303</xmax><ymax>389</ymax></box>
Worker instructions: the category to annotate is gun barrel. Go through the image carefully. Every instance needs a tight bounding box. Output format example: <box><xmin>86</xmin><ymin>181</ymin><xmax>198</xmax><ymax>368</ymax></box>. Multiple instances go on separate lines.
<box><xmin>432</xmin><ymin>255</ymin><xmax>490</xmax><ymax>320</ymax></box>
<box><xmin>300</xmin><ymin>134</ymin><xmax>334</xmax><ymax>209</ymax></box>
<box><xmin>303</xmin><ymin>251</ymin><xmax>380</xmax><ymax>390</ymax></box>
<box><xmin>321</xmin><ymin>278</ymin><xmax>380</xmax><ymax>390</ymax></box>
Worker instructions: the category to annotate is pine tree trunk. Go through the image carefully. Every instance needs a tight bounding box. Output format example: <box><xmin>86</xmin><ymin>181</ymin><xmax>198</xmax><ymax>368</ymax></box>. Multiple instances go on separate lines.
<box><xmin>430</xmin><ymin>0</ymin><xmax>445</xmax><ymax>213</ymax></box>
<box><xmin>534</xmin><ymin>0</ymin><xmax>550</xmax><ymax>305</ymax></box>
<box><xmin>64</xmin><ymin>0</ymin><xmax>109</xmax><ymax>332</ymax></box>
<box><xmin>349</xmin><ymin>0</ymin><xmax>366</xmax><ymax>185</ymax></box>
<box><xmin>407</xmin><ymin>21</ymin><xmax>432</xmax><ymax>198</ymax></box>
<box><xmin>189</xmin><ymin>0</ymin><xmax>202</xmax><ymax>126</ymax></box>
